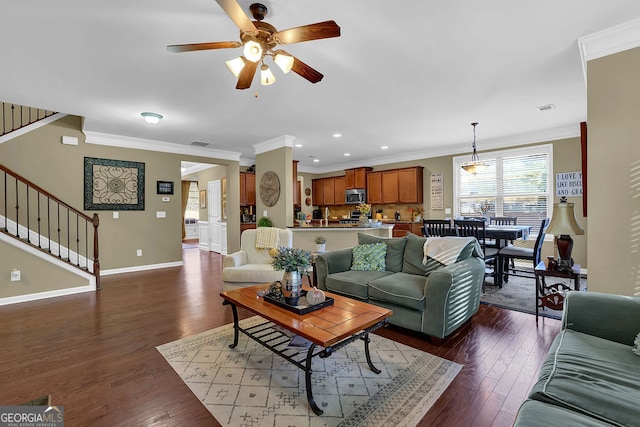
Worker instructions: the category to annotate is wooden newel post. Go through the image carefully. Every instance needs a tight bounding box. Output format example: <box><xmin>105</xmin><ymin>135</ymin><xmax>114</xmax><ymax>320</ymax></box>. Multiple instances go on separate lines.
<box><xmin>92</xmin><ymin>213</ymin><xmax>101</xmax><ymax>290</ymax></box>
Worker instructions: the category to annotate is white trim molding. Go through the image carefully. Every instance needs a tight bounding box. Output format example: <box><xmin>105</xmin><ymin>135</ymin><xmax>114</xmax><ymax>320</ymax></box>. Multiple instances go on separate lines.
<box><xmin>0</xmin><ymin>113</ymin><xmax>67</xmax><ymax>145</ymax></box>
<box><xmin>84</xmin><ymin>131</ymin><xmax>242</xmax><ymax>162</ymax></box>
<box><xmin>253</xmin><ymin>135</ymin><xmax>295</xmax><ymax>155</ymax></box>
<box><xmin>101</xmin><ymin>261</ymin><xmax>184</xmax><ymax>276</ymax></box>
<box><xmin>578</xmin><ymin>17</ymin><xmax>640</xmax><ymax>84</ymax></box>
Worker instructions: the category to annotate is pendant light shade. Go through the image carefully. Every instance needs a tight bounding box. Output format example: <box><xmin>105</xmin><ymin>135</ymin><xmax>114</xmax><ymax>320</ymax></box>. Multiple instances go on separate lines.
<box><xmin>274</xmin><ymin>53</ymin><xmax>294</xmax><ymax>74</ymax></box>
<box><xmin>461</xmin><ymin>122</ymin><xmax>488</xmax><ymax>174</ymax></box>
<box><xmin>243</xmin><ymin>40</ymin><xmax>263</xmax><ymax>62</ymax></box>
<box><xmin>225</xmin><ymin>57</ymin><xmax>246</xmax><ymax>77</ymax></box>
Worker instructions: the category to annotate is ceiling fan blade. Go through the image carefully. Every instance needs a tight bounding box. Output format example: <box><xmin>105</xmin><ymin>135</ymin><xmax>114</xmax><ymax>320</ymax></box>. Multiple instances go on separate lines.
<box><xmin>167</xmin><ymin>41</ymin><xmax>242</xmax><ymax>53</ymax></box>
<box><xmin>274</xmin><ymin>20</ymin><xmax>340</xmax><ymax>45</ymax></box>
<box><xmin>236</xmin><ymin>60</ymin><xmax>258</xmax><ymax>89</ymax></box>
<box><xmin>274</xmin><ymin>50</ymin><xmax>324</xmax><ymax>83</ymax></box>
<box><xmin>215</xmin><ymin>0</ymin><xmax>258</xmax><ymax>35</ymax></box>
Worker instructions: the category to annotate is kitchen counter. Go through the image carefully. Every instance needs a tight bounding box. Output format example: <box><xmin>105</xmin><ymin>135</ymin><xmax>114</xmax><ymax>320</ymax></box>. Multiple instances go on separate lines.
<box><xmin>289</xmin><ymin>224</ymin><xmax>393</xmax><ymax>252</ymax></box>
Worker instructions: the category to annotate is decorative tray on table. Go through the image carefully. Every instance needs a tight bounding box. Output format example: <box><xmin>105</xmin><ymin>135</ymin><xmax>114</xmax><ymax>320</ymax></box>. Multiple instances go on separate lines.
<box><xmin>263</xmin><ymin>290</ymin><xmax>334</xmax><ymax>315</ymax></box>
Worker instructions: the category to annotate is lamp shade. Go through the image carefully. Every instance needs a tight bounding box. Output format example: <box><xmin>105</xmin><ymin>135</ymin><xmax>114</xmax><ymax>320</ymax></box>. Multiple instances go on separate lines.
<box><xmin>243</xmin><ymin>40</ymin><xmax>263</xmax><ymax>62</ymax></box>
<box><xmin>546</xmin><ymin>199</ymin><xmax>584</xmax><ymax>236</ymax></box>
<box><xmin>274</xmin><ymin>53</ymin><xmax>294</xmax><ymax>74</ymax></box>
<box><xmin>260</xmin><ymin>65</ymin><xmax>276</xmax><ymax>85</ymax></box>
<box><xmin>225</xmin><ymin>57</ymin><xmax>246</xmax><ymax>77</ymax></box>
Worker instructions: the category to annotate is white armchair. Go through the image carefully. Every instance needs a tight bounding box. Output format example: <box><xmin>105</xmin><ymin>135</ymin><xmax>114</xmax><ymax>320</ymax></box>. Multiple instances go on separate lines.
<box><xmin>222</xmin><ymin>228</ymin><xmax>293</xmax><ymax>291</ymax></box>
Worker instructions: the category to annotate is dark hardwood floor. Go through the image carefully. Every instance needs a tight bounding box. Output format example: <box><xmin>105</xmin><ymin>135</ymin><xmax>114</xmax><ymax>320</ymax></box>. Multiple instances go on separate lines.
<box><xmin>0</xmin><ymin>247</ymin><xmax>561</xmax><ymax>426</ymax></box>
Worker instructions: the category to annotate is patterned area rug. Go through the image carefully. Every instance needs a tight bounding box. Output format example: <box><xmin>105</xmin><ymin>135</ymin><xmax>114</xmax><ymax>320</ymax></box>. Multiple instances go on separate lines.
<box><xmin>157</xmin><ymin>317</ymin><xmax>462</xmax><ymax>427</ymax></box>
<box><xmin>481</xmin><ymin>271</ymin><xmax>588</xmax><ymax>319</ymax></box>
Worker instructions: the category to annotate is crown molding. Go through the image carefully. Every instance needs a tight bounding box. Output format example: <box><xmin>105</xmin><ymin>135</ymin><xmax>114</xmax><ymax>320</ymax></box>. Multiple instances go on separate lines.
<box><xmin>578</xmin><ymin>17</ymin><xmax>640</xmax><ymax>84</ymax></box>
<box><xmin>253</xmin><ymin>135</ymin><xmax>295</xmax><ymax>155</ymax></box>
<box><xmin>84</xmin><ymin>131</ymin><xmax>242</xmax><ymax>162</ymax></box>
<box><xmin>297</xmin><ymin>124</ymin><xmax>579</xmax><ymax>174</ymax></box>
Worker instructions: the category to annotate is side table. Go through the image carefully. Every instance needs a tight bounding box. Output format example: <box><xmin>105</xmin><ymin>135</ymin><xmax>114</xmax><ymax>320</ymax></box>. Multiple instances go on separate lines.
<box><xmin>534</xmin><ymin>262</ymin><xmax>581</xmax><ymax>321</ymax></box>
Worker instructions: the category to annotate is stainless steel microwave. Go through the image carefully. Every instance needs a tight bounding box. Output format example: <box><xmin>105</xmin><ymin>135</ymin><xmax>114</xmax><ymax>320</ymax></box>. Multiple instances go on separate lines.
<box><xmin>345</xmin><ymin>189</ymin><xmax>366</xmax><ymax>204</ymax></box>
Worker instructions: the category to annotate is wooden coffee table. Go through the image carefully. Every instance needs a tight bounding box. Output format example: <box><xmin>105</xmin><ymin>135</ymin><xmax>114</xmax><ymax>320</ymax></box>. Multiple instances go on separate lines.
<box><xmin>220</xmin><ymin>284</ymin><xmax>393</xmax><ymax>415</ymax></box>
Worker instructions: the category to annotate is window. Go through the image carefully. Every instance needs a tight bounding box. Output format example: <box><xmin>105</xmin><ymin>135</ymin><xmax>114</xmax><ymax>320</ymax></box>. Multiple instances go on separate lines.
<box><xmin>453</xmin><ymin>144</ymin><xmax>553</xmax><ymax>237</ymax></box>
<box><xmin>184</xmin><ymin>181</ymin><xmax>199</xmax><ymax>223</ymax></box>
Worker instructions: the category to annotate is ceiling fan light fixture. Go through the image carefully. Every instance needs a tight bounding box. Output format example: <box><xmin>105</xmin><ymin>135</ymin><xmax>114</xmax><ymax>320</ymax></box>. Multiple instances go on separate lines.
<box><xmin>243</xmin><ymin>40</ymin><xmax>263</xmax><ymax>62</ymax></box>
<box><xmin>225</xmin><ymin>56</ymin><xmax>246</xmax><ymax>77</ymax></box>
<box><xmin>260</xmin><ymin>64</ymin><xmax>276</xmax><ymax>85</ymax></box>
<box><xmin>140</xmin><ymin>112</ymin><xmax>163</xmax><ymax>124</ymax></box>
<box><xmin>274</xmin><ymin>53</ymin><xmax>294</xmax><ymax>74</ymax></box>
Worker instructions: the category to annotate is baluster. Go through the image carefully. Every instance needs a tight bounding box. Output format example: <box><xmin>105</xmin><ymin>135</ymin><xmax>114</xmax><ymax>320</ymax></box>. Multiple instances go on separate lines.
<box><xmin>76</xmin><ymin>214</ymin><xmax>80</xmax><ymax>267</ymax></box>
<box><xmin>2</xmin><ymin>170</ymin><xmax>6</xmax><ymax>231</ymax></box>
<box><xmin>26</xmin><ymin>185</ymin><xmax>30</xmax><ymax>244</ymax></box>
<box><xmin>15</xmin><ymin>178</ymin><xmax>19</xmax><ymax>238</ymax></box>
<box><xmin>47</xmin><ymin>198</ymin><xmax>51</xmax><ymax>253</ymax></box>
<box><xmin>37</xmin><ymin>192</ymin><xmax>42</xmax><ymax>248</ymax></box>
<box><xmin>85</xmin><ymin>220</ymin><xmax>89</xmax><ymax>270</ymax></box>
<box><xmin>66</xmin><ymin>207</ymin><xmax>70</xmax><ymax>262</ymax></box>
<box><xmin>57</xmin><ymin>203</ymin><xmax>61</xmax><ymax>258</ymax></box>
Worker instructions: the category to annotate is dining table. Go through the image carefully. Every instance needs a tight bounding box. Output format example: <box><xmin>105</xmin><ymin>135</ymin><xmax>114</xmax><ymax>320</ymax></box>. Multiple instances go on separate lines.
<box><xmin>484</xmin><ymin>224</ymin><xmax>532</xmax><ymax>286</ymax></box>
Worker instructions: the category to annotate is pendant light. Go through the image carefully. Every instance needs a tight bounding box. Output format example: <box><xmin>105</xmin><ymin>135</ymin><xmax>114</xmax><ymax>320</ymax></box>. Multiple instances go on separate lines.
<box><xmin>461</xmin><ymin>122</ymin><xmax>488</xmax><ymax>174</ymax></box>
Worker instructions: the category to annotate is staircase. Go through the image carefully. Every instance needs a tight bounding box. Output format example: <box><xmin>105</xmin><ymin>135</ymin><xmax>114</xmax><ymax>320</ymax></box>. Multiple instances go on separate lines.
<box><xmin>1</xmin><ymin>102</ymin><xmax>56</xmax><ymax>138</ymax></box>
<box><xmin>0</xmin><ymin>163</ymin><xmax>100</xmax><ymax>289</ymax></box>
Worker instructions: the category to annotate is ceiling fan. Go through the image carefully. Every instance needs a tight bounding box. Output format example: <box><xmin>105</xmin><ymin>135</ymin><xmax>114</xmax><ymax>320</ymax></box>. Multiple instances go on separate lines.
<box><xmin>167</xmin><ymin>0</ymin><xmax>341</xmax><ymax>90</ymax></box>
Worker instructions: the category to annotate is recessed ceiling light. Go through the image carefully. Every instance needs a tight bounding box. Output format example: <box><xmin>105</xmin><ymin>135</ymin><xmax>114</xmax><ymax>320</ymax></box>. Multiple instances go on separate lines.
<box><xmin>313</xmin><ymin>159</ymin><xmax>320</xmax><ymax>163</ymax></box>
<box><xmin>344</xmin><ymin>153</ymin><xmax>350</xmax><ymax>156</ymax></box>
<box><xmin>381</xmin><ymin>146</ymin><xmax>389</xmax><ymax>150</ymax></box>
<box><xmin>141</xmin><ymin>112</ymin><xmax>163</xmax><ymax>124</ymax></box>
<box><xmin>536</xmin><ymin>104</ymin><xmax>555</xmax><ymax>112</ymax></box>
<box><xmin>333</xmin><ymin>133</ymin><xmax>342</xmax><ymax>138</ymax></box>
<box><xmin>294</xmin><ymin>144</ymin><xmax>303</xmax><ymax>148</ymax></box>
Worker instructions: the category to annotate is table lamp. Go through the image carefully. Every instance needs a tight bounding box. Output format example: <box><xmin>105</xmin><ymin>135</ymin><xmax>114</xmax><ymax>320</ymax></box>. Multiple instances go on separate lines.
<box><xmin>546</xmin><ymin>196</ymin><xmax>584</xmax><ymax>271</ymax></box>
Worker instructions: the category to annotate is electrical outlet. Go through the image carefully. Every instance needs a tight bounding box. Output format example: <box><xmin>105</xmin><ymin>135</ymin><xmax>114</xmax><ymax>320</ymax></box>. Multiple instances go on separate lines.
<box><xmin>11</xmin><ymin>269</ymin><xmax>21</xmax><ymax>281</ymax></box>
<box><xmin>136</xmin><ymin>249</ymin><xmax>142</xmax><ymax>257</ymax></box>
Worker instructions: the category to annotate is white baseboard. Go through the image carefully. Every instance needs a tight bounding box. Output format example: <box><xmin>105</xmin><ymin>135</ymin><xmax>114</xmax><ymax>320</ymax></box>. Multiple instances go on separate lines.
<box><xmin>0</xmin><ymin>283</ymin><xmax>95</xmax><ymax>306</ymax></box>
<box><xmin>101</xmin><ymin>261</ymin><xmax>184</xmax><ymax>276</ymax></box>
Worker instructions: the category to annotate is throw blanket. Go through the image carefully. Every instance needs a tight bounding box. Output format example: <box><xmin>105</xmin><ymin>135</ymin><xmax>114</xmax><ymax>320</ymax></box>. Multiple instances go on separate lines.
<box><xmin>423</xmin><ymin>236</ymin><xmax>483</xmax><ymax>266</ymax></box>
<box><xmin>255</xmin><ymin>227</ymin><xmax>280</xmax><ymax>249</ymax></box>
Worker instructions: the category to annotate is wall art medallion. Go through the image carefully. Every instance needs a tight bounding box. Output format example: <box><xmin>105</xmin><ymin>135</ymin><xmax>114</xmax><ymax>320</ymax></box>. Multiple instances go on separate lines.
<box><xmin>84</xmin><ymin>157</ymin><xmax>145</xmax><ymax>210</ymax></box>
<box><xmin>260</xmin><ymin>170</ymin><xmax>280</xmax><ymax>207</ymax></box>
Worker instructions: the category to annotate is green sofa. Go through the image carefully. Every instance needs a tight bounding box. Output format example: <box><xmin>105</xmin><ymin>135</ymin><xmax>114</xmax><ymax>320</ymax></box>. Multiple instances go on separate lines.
<box><xmin>514</xmin><ymin>291</ymin><xmax>640</xmax><ymax>426</ymax></box>
<box><xmin>315</xmin><ymin>233</ymin><xmax>486</xmax><ymax>339</ymax></box>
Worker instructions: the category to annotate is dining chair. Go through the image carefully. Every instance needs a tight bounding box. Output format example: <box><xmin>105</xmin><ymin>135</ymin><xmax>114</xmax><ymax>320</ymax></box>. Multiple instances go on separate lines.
<box><xmin>422</xmin><ymin>219</ymin><xmax>453</xmax><ymax>237</ymax></box>
<box><xmin>453</xmin><ymin>219</ymin><xmax>498</xmax><ymax>284</ymax></box>
<box><xmin>488</xmin><ymin>216</ymin><xmax>518</xmax><ymax>269</ymax></box>
<box><xmin>497</xmin><ymin>218</ymin><xmax>550</xmax><ymax>285</ymax></box>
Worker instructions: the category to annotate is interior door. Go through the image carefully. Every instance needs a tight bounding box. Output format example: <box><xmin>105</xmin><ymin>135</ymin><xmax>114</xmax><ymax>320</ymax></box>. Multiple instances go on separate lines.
<box><xmin>208</xmin><ymin>180</ymin><xmax>221</xmax><ymax>253</ymax></box>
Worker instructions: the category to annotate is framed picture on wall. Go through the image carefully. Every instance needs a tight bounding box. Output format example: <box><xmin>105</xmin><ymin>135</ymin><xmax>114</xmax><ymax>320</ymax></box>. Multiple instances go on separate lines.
<box><xmin>83</xmin><ymin>157</ymin><xmax>145</xmax><ymax>211</ymax></box>
<box><xmin>156</xmin><ymin>181</ymin><xmax>174</xmax><ymax>195</ymax></box>
<box><xmin>200</xmin><ymin>190</ymin><xmax>207</xmax><ymax>208</ymax></box>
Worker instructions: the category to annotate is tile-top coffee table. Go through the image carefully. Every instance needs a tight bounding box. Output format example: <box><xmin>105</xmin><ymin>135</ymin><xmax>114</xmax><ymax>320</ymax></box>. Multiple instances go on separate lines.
<box><xmin>220</xmin><ymin>284</ymin><xmax>392</xmax><ymax>415</ymax></box>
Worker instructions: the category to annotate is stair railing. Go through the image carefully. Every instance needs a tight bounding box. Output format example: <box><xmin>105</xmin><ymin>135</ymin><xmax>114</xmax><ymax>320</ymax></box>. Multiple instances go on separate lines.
<box><xmin>1</xmin><ymin>103</ymin><xmax>56</xmax><ymax>138</ymax></box>
<box><xmin>0</xmin><ymin>164</ymin><xmax>100</xmax><ymax>289</ymax></box>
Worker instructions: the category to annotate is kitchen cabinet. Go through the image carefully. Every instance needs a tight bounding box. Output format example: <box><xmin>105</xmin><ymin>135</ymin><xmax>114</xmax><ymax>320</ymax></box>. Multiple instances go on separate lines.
<box><xmin>367</xmin><ymin>166</ymin><xmax>424</xmax><ymax>204</ymax></box>
<box><xmin>240</xmin><ymin>223</ymin><xmax>256</xmax><ymax>234</ymax></box>
<box><xmin>334</xmin><ymin>176</ymin><xmax>346</xmax><ymax>205</ymax></box>
<box><xmin>322</xmin><ymin>177</ymin><xmax>335</xmax><ymax>205</ymax></box>
<box><xmin>382</xmin><ymin>170</ymin><xmax>399</xmax><ymax>204</ymax></box>
<box><xmin>392</xmin><ymin>222</ymin><xmax>423</xmax><ymax>238</ymax></box>
<box><xmin>293</xmin><ymin>160</ymin><xmax>301</xmax><ymax>206</ymax></box>
<box><xmin>345</xmin><ymin>167</ymin><xmax>372</xmax><ymax>189</ymax></box>
<box><xmin>398</xmin><ymin>167</ymin><xmax>424</xmax><ymax>203</ymax></box>
<box><xmin>240</xmin><ymin>172</ymin><xmax>256</xmax><ymax>206</ymax></box>
<box><xmin>312</xmin><ymin>179</ymin><xmax>323</xmax><ymax>205</ymax></box>
<box><xmin>366</xmin><ymin>172</ymin><xmax>382</xmax><ymax>204</ymax></box>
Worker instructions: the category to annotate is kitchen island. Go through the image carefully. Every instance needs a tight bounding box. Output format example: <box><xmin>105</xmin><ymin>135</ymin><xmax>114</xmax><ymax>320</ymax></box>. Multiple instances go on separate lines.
<box><xmin>289</xmin><ymin>223</ymin><xmax>394</xmax><ymax>253</ymax></box>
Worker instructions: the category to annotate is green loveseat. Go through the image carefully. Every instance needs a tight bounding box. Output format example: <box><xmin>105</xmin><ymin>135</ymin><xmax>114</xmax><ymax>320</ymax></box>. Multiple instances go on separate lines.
<box><xmin>514</xmin><ymin>291</ymin><xmax>640</xmax><ymax>426</ymax></box>
<box><xmin>315</xmin><ymin>233</ymin><xmax>486</xmax><ymax>339</ymax></box>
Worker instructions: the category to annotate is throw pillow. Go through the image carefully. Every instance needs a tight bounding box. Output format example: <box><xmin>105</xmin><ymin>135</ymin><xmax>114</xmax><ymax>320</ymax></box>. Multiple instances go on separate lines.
<box><xmin>634</xmin><ymin>332</ymin><xmax>640</xmax><ymax>356</ymax></box>
<box><xmin>351</xmin><ymin>243</ymin><xmax>387</xmax><ymax>271</ymax></box>
<box><xmin>357</xmin><ymin>233</ymin><xmax>407</xmax><ymax>272</ymax></box>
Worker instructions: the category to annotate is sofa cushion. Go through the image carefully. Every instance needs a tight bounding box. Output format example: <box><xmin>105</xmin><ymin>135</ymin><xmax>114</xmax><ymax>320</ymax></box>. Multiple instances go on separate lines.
<box><xmin>529</xmin><ymin>329</ymin><xmax>640</xmax><ymax>426</ymax></box>
<box><xmin>402</xmin><ymin>233</ymin><xmax>443</xmax><ymax>275</ymax></box>
<box><xmin>358</xmin><ymin>233</ymin><xmax>407</xmax><ymax>273</ymax></box>
<box><xmin>368</xmin><ymin>272</ymin><xmax>426</xmax><ymax>311</ymax></box>
<box><xmin>351</xmin><ymin>243</ymin><xmax>387</xmax><ymax>271</ymax></box>
<box><xmin>325</xmin><ymin>271</ymin><xmax>393</xmax><ymax>300</ymax></box>
<box><xmin>514</xmin><ymin>399</ymin><xmax>613</xmax><ymax>427</ymax></box>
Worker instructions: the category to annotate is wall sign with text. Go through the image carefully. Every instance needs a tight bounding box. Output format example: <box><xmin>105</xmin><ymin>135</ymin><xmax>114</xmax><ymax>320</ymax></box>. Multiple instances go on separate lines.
<box><xmin>556</xmin><ymin>172</ymin><xmax>583</xmax><ymax>197</ymax></box>
<box><xmin>431</xmin><ymin>173</ymin><xmax>443</xmax><ymax>209</ymax></box>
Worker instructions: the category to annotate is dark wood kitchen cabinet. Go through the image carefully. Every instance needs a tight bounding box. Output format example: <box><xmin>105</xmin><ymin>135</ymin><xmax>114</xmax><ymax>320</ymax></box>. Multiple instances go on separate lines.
<box><xmin>240</xmin><ymin>172</ymin><xmax>255</xmax><ymax>206</ymax></box>
<box><xmin>398</xmin><ymin>166</ymin><xmax>423</xmax><ymax>203</ymax></box>
<box><xmin>366</xmin><ymin>172</ymin><xmax>382</xmax><ymax>204</ymax></box>
<box><xmin>382</xmin><ymin>170</ymin><xmax>399</xmax><ymax>204</ymax></box>
<box><xmin>345</xmin><ymin>167</ymin><xmax>372</xmax><ymax>189</ymax></box>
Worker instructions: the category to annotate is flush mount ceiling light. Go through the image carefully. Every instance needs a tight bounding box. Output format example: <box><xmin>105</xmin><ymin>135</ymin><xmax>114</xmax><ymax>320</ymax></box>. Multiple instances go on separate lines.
<box><xmin>537</xmin><ymin>103</ymin><xmax>555</xmax><ymax>112</ymax></box>
<box><xmin>140</xmin><ymin>112</ymin><xmax>163</xmax><ymax>124</ymax></box>
<box><xmin>167</xmin><ymin>2</ymin><xmax>340</xmax><ymax>90</ymax></box>
<box><xmin>461</xmin><ymin>122</ymin><xmax>488</xmax><ymax>174</ymax></box>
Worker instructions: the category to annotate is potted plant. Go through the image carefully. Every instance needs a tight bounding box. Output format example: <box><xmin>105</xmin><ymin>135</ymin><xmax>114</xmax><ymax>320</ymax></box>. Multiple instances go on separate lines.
<box><xmin>257</xmin><ymin>216</ymin><xmax>273</xmax><ymax>227</ymax></box>
<box><xmin>271</xmin><ymin>247</ymin><xmax>311</xmax><ymax>304</ymax></box>
<box><xmin>314</xmin><ymin>236</ymin><xmax>327</xmax><ymax>253</ymax></box>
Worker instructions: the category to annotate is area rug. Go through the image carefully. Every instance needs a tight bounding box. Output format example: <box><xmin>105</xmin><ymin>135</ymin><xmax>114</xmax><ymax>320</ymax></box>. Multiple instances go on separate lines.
<box><xmin>157</xmin><ymin>317</ymin><xmax>462</xmax><ymax>427</ymax></box>
<box><xmin>481</xmin><ymin>271</ymin><xmax>587</xmax><ymax>319</ymax></box>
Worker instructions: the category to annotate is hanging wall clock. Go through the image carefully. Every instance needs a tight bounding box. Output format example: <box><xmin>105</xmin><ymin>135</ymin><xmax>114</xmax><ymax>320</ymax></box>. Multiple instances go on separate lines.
<box><xmin>260</xmin><ymin>170</ymin><xmax>280</xmax><ymax>207</ymax></box>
